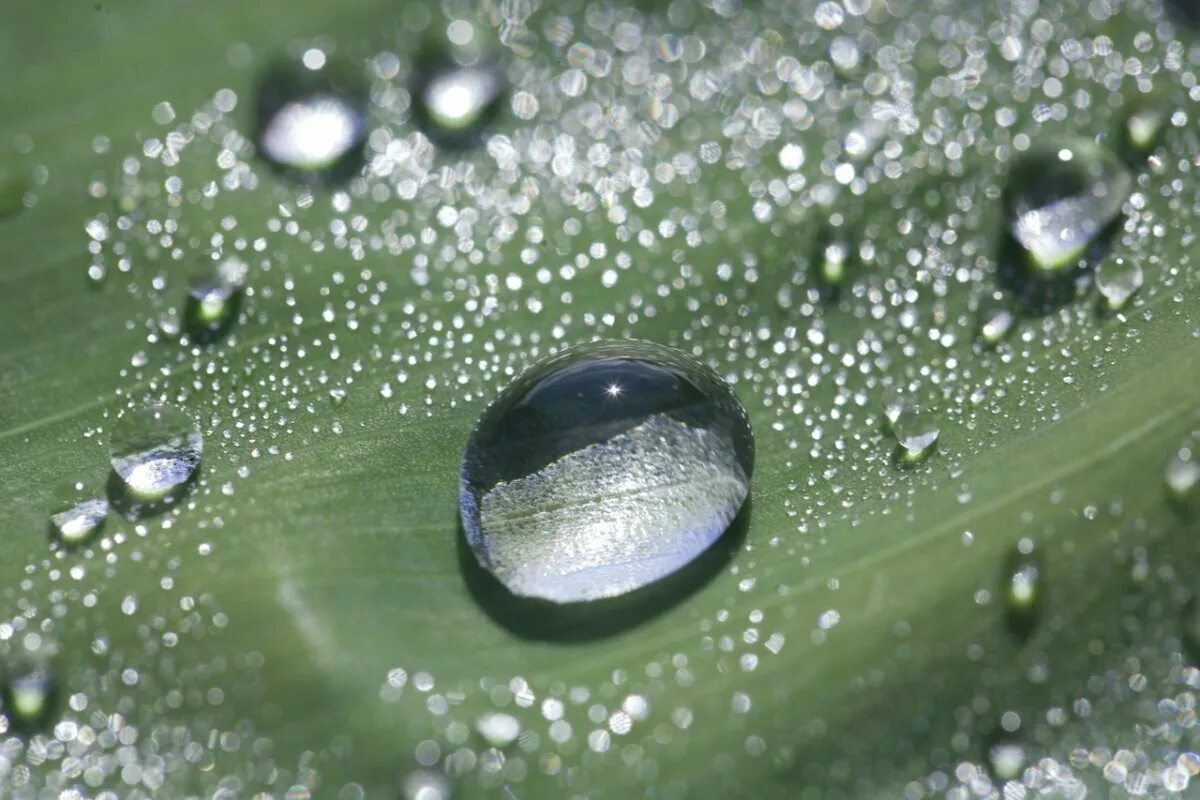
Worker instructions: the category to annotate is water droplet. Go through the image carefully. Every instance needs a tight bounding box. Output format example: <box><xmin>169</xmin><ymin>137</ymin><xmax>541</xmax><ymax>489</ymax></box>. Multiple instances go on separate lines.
<box><xmin>460</xmin><ymin>340</ymin><xmax>754</xmax><ymax>603</ymax></box>
<box><xmin>184</xmin><ymin>256</ymin><xmax>247</xmax><ymax>343</ymax></box>
<box><xmin>891</xmin><ymin>404</ymin><xmax>938</xmax><ymax>462</ymax></box>
<box><xmin>988</xmin><ymin>739</ymin><xmax>1028</xmax><ymax>781</ymax></box>
<box><xmin>1095</xmin><ymin>257</ymin><xmax>1143</xmax><ymax>309</ymax></box>
<box><xmin>881</xmin><ymin>386</ymin><xmax>908</xmax><ymax>432</ymax></box>
<box><xmin>1004</xmin><ymin>139</ymin><xmax>1131</xmax><ymax>272</ymax></box>
<box><xmin>1122</xmin><ymin>101</ymin><xmax>1166</xmax><ymax>157</ymax></box>
<box><xmin>977</xmin><ymin>292</ymin><xmax>1015</xmax><ymax>345</ymax></box>
<box><xmin>2</xmin><ymin>664</ymin><xmax>55</xmax><ymax>731</ymax></box>
<box><xmin>413</xmin><ymin>60</ymin><xmax>504</xmax><ymax>147</ymax></box>
<box><xmin>256</xmin><ymin>52</ymin><xmax>367</xmax><ymax>180</ymax></box>
<box><xmin>109</xmin><ymin>405</ymin><xmax>202</xmax><ymax>510</ymax></box>
<box><xmin>1004</xmin><ymin>543</ymin><xmax>1043</xmax><ymax>639</ymax></box>
<box><xmin>475</xmin><ymin>711</ymin><xmax>520</xmax><ymax>746</ymax></box>
<box><xmin>820</xmin><ymin>238</ymin><xmax>850</xmax><ymax>286</ymax></box>
<box><xmin>402</xmin><ymin>769</ymin><xmax>450</xmax><ymax>800</ymax></box>
<box><xmin>1166</xmin><ymin>444</ymin><xmax>1200</xmax><ymax>504</ymax></box>
<box><xmin>49</xmin><ymin>497</ymin><xmax>109</xmax><ymax>548</ymax></box>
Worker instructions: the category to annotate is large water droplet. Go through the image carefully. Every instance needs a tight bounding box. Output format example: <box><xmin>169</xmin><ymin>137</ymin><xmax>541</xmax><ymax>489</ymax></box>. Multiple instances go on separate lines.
<box><xmin>1004</xmin><ymin>139</ymin><xmax>1131</xmax><ymax>273</ymax></box>
<box><xmin>109</xmin><ymin>404</ymin><xmax>202</xmax><ymax>508</ymax></box>
<box><xmin>891</xmin><ymin>404</ymin><xmax>938</xmax><ymax>462</ymax></box>
<box><xmin>49</xmin><ymin>497</ymin><xmax>109</xmax><ymax>549</ymax></box>
<box><xmin>1095</xmin><ymin>257</ymin><xmax>1143</xmax><ymax>309</ymax></box>
<box><xmin>184</xmin><ymin>256</ymin><xmax>247</xmax><ymax>343</ymax></box>
<box><xmin>256</xmin><ymin>50</ymin><xmax>367</xmax><ymax>180</ymax></box>
<box><xmin>460</xmin><ymin>341</ymin><xmax>754</xmax><ymax>604</ymax></box>
<box><xmin>412</xmin><ymin>60</ymin><xmax>504</xmax><ymax>147</ymax></box>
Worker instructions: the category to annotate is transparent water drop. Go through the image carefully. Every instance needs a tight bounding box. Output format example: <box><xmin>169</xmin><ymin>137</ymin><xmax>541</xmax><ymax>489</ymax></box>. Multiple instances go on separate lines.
<box><xmin>2</xmin><ymin>664</ymin><xmax>54</xmax><ymax>731</ymax></box>
<box><xmin>1004</xmin><ymin>139</ymin><xmax>1132</xmax><ymax>272</ymax></box>
<box><xmin>1004</xmin><ymin>543</ymin><xmax>1043</xmax><ymax>639</ymax></box>
<box><xmin>0</xmin><ymin>164</ymin><xmax>29</xmax><ymax>219</ymax></box>
<box><xmin>49</xmin><ymin>497</ymin><xmax>109</xmax><ymax>548</ymax></box>
<box><xmin>109</xmin><ymin>404</ymin><xmax>202</xmax><ymax>505</ymax></box>
<box><xmin>256</xmin><ymin>52</ymin><xmax>367</xmax><ymax>179</ymax></box>
<box><xmin>459</xmin><ymin>340</ymin><xmax>754</xmax><ymax>603</ymax></box>
<box><xmin>413</xmin><ymin>60</ymin><xmax>504</xmax><ymax>146</ymax></box>
<box><xmin>988</xmin><ymin>739</ymin><xmax>1028</xmax><ymax>781</ymax></box>
<box><xmin>891</xmin><ymin>404</ymin><xmax>938</xmax><ymax>462</ymax></box>
<box><xmin>820</xmin><ymin>239</ymin><xmax>850</xmax><ymax>286</ymax></box>
<box><xmin>403</xmin><ymin>769</ymin><xmax>450</xmax><ymax>800</ymax></box>
<box><xmin>184</xmin><ymin>256</ymin><xmax>247</xmax><ymax>343</ymax></box>
<box><xmin>881</xmin><ymin>386</ymin><xmax>908</xmax><ymax>432</ymax></box>
<box><xmin>1095</xmin><ymin>258</ymin><xmax>1143</xmax><ymax>309</ymax></box>
<box><xmin>1123</xmin><ymin>102</ymin><xmax>1165</xmax><ymax>156</ymax></box>
<box><xmin>475</xmin><ymin>711</ymin><xmax>520</xmax><ymax>747</ymax></box>
<box><xmin>977</xmin><ymin>293</ymin><xmax>1015</xmax><ymax>345</ymax></box>
<box><xmin>1166</xmin><ymin>445</ymin><xmax>1200</xmax><ymax>503</ymax></box>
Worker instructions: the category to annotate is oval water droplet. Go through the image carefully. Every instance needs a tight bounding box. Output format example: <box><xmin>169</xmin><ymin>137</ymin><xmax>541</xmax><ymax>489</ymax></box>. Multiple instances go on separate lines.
<box><xmin>109</xmin><ymin>404</ymin><xmax>202</xmax><ymax>511</ymax></box>
<box><xmin>184</xmin><ymin>256</ymin><xmax>247</xmax><ymax>343</ymax></box>
<box><xmin>1004</xmin><ymin>139</ymin><xmax>1131</xmax><ymax>273</ymax></box>
<box><xmin>891</xmin><ymin>404</ymin><xmax>938</xmax><ymax>462</ymax></box>
<box><xmin>460</xmin><ymin>340</ymin><xmax>754</xmax><ymax>604</ymax></box>
<box><xmin>49</xmin><ymin>497</ymin><xmax>109</xmax><ymax>549</ymax></box>
<box><xmin>2</xmin><ymin>664</ymin><xmax>55</xmax><ymax>732</ymax></box>
<box><xmin>1004</xmin><ymin>542</ymin><xmax>1043</xmax><ymax>639</ymax></box>
<box><xmin>256</xmin><ymin>50</ymin><xmax>368</xmax><ymax>181</ymax></box>
<box><xmin>412</xmin><ymin>59</ymin><xmax>504</xmax><ymax>147</ymax></box>
<box><xmin>1095</xmin><ymin>257</ymin><xmax>1143</xmax><ymax>309</ymax></box>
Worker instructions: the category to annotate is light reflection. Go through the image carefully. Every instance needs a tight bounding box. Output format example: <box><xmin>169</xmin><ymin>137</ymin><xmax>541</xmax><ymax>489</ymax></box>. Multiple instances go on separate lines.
<box><xmin>259</xmin><ymin>95</ymin><xmax>365</xmax><ymax>171</ymax></box>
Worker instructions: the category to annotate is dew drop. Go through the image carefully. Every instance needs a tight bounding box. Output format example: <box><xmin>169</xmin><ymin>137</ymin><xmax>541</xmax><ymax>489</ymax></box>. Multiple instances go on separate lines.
<box><xmin>988</xmin><ymin>739</ymin><xmax>1028</xmax><ymax>781</ymax></box>
<box><xmin>413</xmin><ymin>60</ymin><xmax>504</xmax><ymax>147</ymax></box>
<box><xmin>1095</xmin><ymin>257</ymin><xmax>1143</xmax><ymax>309</ymax></box>
<box><xmin>459</xmin><ymin>340</ymin><xmax>754</xmax><ymax>603</ymax></box>
<box><xmin>184</xmin><ymin>256</ymin><xmax>247</xmax><ymax>343</ymax></box>
<box><xmin>2</xmin><ymin>664</ymin><xmax>55</xmax><ymax>731</ymax></box>
<box><xmin>49</xmin><ymin>497</ymin><xmax>109</xmax><ymax>549</ymax></box>
<box><xmin>256</xmin><ymin>51</ymin><xmax>367</xmax><ymax>180</ymax></box>
<box><xmin>1004</xmin><ymin>139</ymin><xmax>1132</xmax><ymax>272</ymax></box>
<box><xmin>1004</xmin><ymin>543</ymin><xmax>1043</xmax><ymax>639</ymax></box>
<box><xmin>891</xmin><ymin>404</ymin><xmax>938</xmax><ymax>462</ymax></box>
<box><xmin>977</xmin><ymin>292</ymin><xmax>1015</xmax><ymax>345</ymax></box>
<box><xmin>880</xmin><ymin>386</ymin><xmax>908</xmax><ymax>432</ymax></box>
<box><xmin>109</xmin><ymin>404</ymin><xmax>202</xmax><ymax>507</ymax></box>
<box><xmin>1165</xmin><ymin>444</ymin><xmax>1200</xmax><ymax>504</ymax></box>
<box><xmin>1122</xmin><ymin>101</ymin><xmax>1166</xmax><ymax>157</ymax></box>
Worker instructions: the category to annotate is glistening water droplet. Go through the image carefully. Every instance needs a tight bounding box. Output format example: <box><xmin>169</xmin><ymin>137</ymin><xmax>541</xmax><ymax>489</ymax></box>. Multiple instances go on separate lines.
<box><xmin>1004</xmin><ymin>541</ymin><xmax>1043</xmax><ymax>639</ymax></box>
<box><xmin>1095</xmin><ymin>257</ymin><xmax>1142</xmax><ymax>309</ymax></box>
<box><xmin>1166</xmin><ymin>443</ymin><xmax>1200</xmax><ymax>505</ymax></box>
<box><xmin>412</xmin><ymin>60</ymin><xmax>504</xmax><ymax>147</ymax></box>
<box><xmin>109</xmin><ymin>404</ymin><xmax>202</xmax><ymax>510</ymax></box>
<box><xmin>1004</xmin><ymin>139</ymin><xmax>1131</xmax><ymax>273</ymax></box>
<box><xmin>977</xmin><ymin>292</ymin><xmax>1015</xmax><ymax>345</ymax></box>
<box><xmin>256</xmin><ymin>49</ymin><xmax>367</xmax><ymax>180</ymax></box>
<box><xmin>459</xmin><ymin>340</ymin><xmax>754</xmax><ymax>604</ymax></box>
<box><xmin>891</xmin><ymin>404</ymin><xmax>938</xmax><ymax>462</ymax></box>
<box><xmin>184</xmin><ymin>256</ymin><xmax>247</xmax><ymax>343</ymax></box>
<box><xmin>2</xmin><ymin>664</ymin><xmax>55</xmax><ymax>731</ymax></box>
<box><xmin>49</xmin><ymin>497</ymin><xmax>109</xmax><ymax>548</ymax></box>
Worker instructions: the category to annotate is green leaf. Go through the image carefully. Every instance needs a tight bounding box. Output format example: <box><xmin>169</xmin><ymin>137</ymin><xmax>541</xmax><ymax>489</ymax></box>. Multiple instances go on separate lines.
<box><xmin>2</xmin><ymin>1</ymin><xmax>1199</xmax><ymax>798</ymax></box>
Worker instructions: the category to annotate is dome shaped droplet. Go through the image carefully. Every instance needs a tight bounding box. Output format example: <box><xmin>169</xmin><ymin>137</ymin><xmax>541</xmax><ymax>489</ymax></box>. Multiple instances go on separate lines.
<box><xmin>256</xmin><ymin>49</ymin><xmax>368</xmax><ymax>180</ymax></box>
<box><xmin>460</xmin><ymin>340</ymin><xmax>754</xmax><ymax>604</ymax></box>
<box><xmin>184</xmin><ymin>256</ymin><xmax>247</xmax><ymax>343</ymax></box>
<box><xmin>1004</xmin><ymin>139</ymin><xmax>1131</xmax><ymax>272</ymax></box>
<box><xmin>412</xmin><ymin>59</ymin><xmax>504</xmax><ymax>147</ymax></box>
<box><xmin>109</xmin><ymin>404</ymin><xmax>202</xmax><ymax>504</ymax></box>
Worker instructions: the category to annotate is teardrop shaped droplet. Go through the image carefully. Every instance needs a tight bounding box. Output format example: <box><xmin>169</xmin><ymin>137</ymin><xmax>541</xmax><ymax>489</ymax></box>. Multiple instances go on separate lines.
<box><xmin>109</xmin><ymin>404</ymin><xmax>202</xmax><ymax>506</ymax></box>
<box><xmin>184</xmin><ymin>256</ymin><xmax>247</xmax><ymax>343</ymax></box>
<box><xmin>1095</xmin><ymin>257</ymin><xmax>1143</xmax><ymax>310</ymax></box>
<box><xmin>891</xmin><ymin>404</ymin><xmax>938</xmax><ymax>462</ymax></box>
<box><xmin>460</xmin><ymin>340</ymin><xmax>754</xmax><ymax>604</ymax></box>
<box><xmin>1004</xmin><ymin>139</ymin><xmax>1131</xmax><ymax>273</ymax></box>
<box><xmin>2</xmin><ymin>664</ymin><xmax>55</xmax><ymax>731</ymax></box>
<box><xmin>412</xmin><ymin>59</ymin><xmax>504</xmax><ymax>147</ymax></box>
<box><xmin>256</xmin><ymin>49</ymin><xmax>368</xmax><ymax>180</ymax></box>
<box><xmin>49</xmin><ymin>497</ymin><xmax>109</xmax><ymax>548</ymax></box>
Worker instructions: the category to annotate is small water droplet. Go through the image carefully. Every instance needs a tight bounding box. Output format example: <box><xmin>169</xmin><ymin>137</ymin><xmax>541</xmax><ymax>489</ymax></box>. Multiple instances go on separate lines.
<box><xmin>109</xmin><ymin>405</ymin><xmax>202</xmax><ymax>512</ymax></box>
<box><xmin>1004</xmin><ymin>542</ymin><xmax>1042</xmax><ymax>639</ymax></box>
<box><xmin>881</xmin><ymin>386</ymin><xmax>908</xmax><ymax>432</ymax></box>
<box><xmin>413</xmin><ymin>59</ymin><xmax>504</xmax><ymax>147</ymax></box>
<box><xmin>184</xmin><ymin>256</ymin><xmax>246</xmax><ymax>343</ymax></box>
<box><xmin>2</xmin><ymin>664</ymin><xmax>55</xmax><ymax>731</ymax></box>
<box><xmin>977</xmin><ymin>292</ymin><xmax>1015</xmax><ymax>345</ymax></box>
<box><xmin>1004</xmin><ymin>139</ymin><xmax>1131</xmax><ymax>273</ymax></box>
<box><xmin>49</xmin><ymin>498</ymin><xmax>109</xmax><ymax>549</ymax></box>
<box><xmin>1166</xmin><ymin>444</ymin><xmax>1200</xmax><ymax>504</ymax></box>
<box><xmin>256</xmin><ymin>52</ymin><xmax>368</xmax><ymax>180</ymax></box>
<box><xmin>820</xmin><ymin>238</ymin><xmax>850</xmax><ymax>286</ymax></box>
<box><xmin>891</xmin><ymin>404</ymin><xmax>938</xmax><ymax>462</ymax></box>
<box><xmin>1095</xmin><ymin>257</ymin><xmax>1143</xmax><ymax>309</ymax></box>
<box><xmin>988</xmin><ymin>738</ymin><xmax>1028</xmax><ymax>781</ymax></box>
<box><xmin>460</xmin><ymin>340</ymin><xmax>754</xmax><ymax>603</ymax></box>
<box><xmin>1122</xmin><ymin>101</ymin><xmax>1166</xmax><ymax>157</ymax></box>
<box><xmin>475</xmin><ymin>711</ymin><xmax>520</xmax><ymax>746</ymax></box>
<box><xmin>402</xmin><ymin>769</ymin><xmax>450</xmax><ymax>800</ymax></box>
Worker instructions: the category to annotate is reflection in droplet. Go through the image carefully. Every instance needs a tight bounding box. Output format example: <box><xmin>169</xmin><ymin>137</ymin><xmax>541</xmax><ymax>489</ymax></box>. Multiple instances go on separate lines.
<box><xmin>460</xmin><ymin>340</ymin><xmax>754</xmax><ymax>603</ymax></box>
<box><xmin>1095</xmin><ymin>258</ymin><xmax>1142</xmax><ymax>309</ymax></box>
<box><xmin>49</xmin><ymin>497</ymin><xmax>109</xmax><ymax>548</ymax></box>
<box><xmin>891</xmin><ymin>404</ymin><xmax>938</xmax><ymax>462</ymax></box>
<box><xmin>184</xmin><ymin>256</ymin><xmax>247</xmax><ymax>343</ymax></box>
<box><xmin>109</xmin><ymin>404</ymin><xmax>203</xmax><ymax>505</ymax></box>
<box><xmin>413</xmin><ymin>61</ymin><xmax>504</xmax><ymax>146</ymax></box>
<box><xmin>1004</xmin><ymin>140</ymin><xmax>1131</xmax><ymax>272</ymax></box>
<box><xmin>256</xmin><ymin>51</ymin><xmax>367</xmax><ymax>180</ymax></box>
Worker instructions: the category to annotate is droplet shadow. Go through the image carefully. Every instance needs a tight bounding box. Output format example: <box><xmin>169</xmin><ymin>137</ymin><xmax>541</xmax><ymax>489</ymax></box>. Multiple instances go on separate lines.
<box><xmin>458</xmin><ymin>496</ymin><xmax>752</xmax><ymax>643</ymax></box>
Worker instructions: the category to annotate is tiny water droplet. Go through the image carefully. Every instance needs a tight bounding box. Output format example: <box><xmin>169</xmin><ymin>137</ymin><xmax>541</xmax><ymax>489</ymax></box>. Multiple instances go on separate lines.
<box><xmin>1004</xmin><ymin>139</ymin><xmax>1131</xmax><ymax>272</ymax></box>
<box><xmin>49</xmin><ymin>497</ymin><xmax>109</xmax><ymax>548</ymax></box>
<box><xmin>1095</xmin><ymin>257</ymin><xmax>1142</xmax><ymax>309</ymax></box>
<box><xmin>184</xmin><ymin>256</ymin><xmax>246</xmax><ymax>343</ymax></box>
<box><xmin>109</xmin><ymin>404</ymin><xmax>202</xmax><ymax>508</ymax></box>
<box><xmin>413</xmin><ymin>60</ymin><xmax>504</xmax><ymax>147</ymax></box>
<box><xmin>891</xmin><ymin>404</ymin><xmax>938</xmax><ymax>462</ymax></box>
<box><xmin>460</xmin><ymin>340</ymin><xmax>754</xmax><ymax>603</ymax></box>
<box><xmin>2</xmin><ymin>664</ymin><xmax>55</xmax><ymax>731</ymax></box>
<box><xmin>1004</xmin><ymin>542</ymin><xmax>1042</xmax><ymax>639</ymax></box>
<box><xmin>256</xmin><ymin>51</ymin><xmax>368</xmax><ymax>180</ymax></box>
